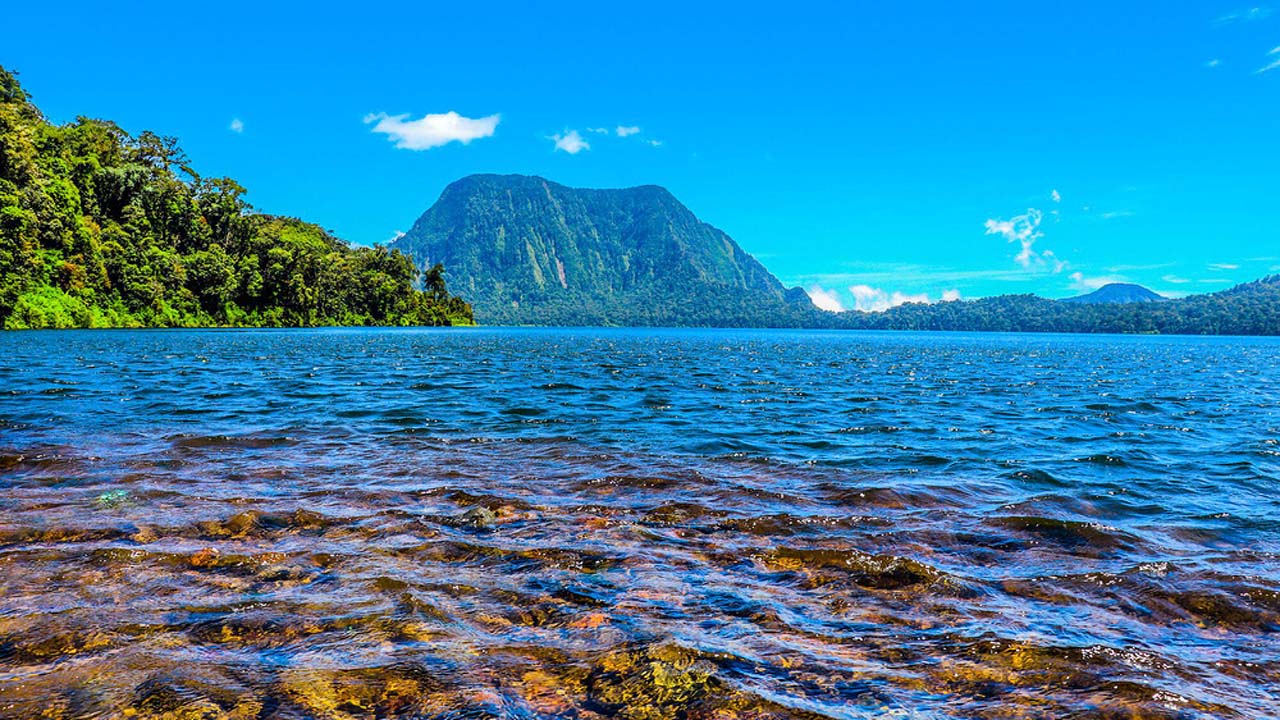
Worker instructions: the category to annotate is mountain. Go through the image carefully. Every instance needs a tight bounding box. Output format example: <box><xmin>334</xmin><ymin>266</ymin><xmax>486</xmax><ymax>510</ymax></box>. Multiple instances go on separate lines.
<box><xmin>390</xmin><ymin>174</ymin><xmax>817</xmax><ymax>326</ymax></box>
<box><xmin>389</xmin><ymin>175</ymin><xmax>1280</xmax><ymax>334</ymax></box>
<box><xmin>1061</xmin><ymin>283</ymin><xmax>1165</xmax><ymax>304</ymax></box>
<box><xmin>838</xmin><ymin>276</ymin><xmax>1280</xmax><ymax>335</ymax></box>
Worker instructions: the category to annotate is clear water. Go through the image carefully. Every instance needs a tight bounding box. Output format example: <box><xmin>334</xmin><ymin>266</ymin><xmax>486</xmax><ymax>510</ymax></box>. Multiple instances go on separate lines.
<box><xmin>1</xmin><ymin>328</ymin><xmax>1277</xmax><ymax>719</ymax></box>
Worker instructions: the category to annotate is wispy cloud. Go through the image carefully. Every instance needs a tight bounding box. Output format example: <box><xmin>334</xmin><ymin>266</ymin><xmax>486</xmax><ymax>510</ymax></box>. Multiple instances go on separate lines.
<box><xmin>850</xmin><ymin>285</ymin><xmax>932</xmax><ymax>313</ymax></box>
<box><xmin>550</xmin><ymin>129</ymin><xmax>590</xmax><ymax>154</ymax></box>
<box><xmin>1100</xmin><ymin>210</ymin><xmax>1135</xmax><ymax>220</ymax></box>
<box><xmin>1051</xmin><ymin>189</ymin><xmax>1061</xmax><ymax>203</ymax></box>
<box><xmin>1206</xmin><ymin>58</ymin><xmax>1222</xmax><ymax>68</ymax></box>
<box><xmin>803</xmin><ymin>281</ymin><xmax>960</xmax><ymax>313</ymax></box>
<box><xmin>1218</xmin><ymin>6</ymin><xmax>1273</xmax><ymax>23</ymax></box>
<box><xmin>566</xmin><ymin>124</ymin><xmax>659</xmax><ymax>148</ymax></box>
<box><xmin>1108</xmin><ymin>262</ymin><xmax>1173</xmax><ymax>272</ymax></box>
<box><xmin>229</xmin><ymin>118</ymin><xmax>244</xmax><ymax>133</ymax></box>
<box><xmin>1162</xmin><ymin>274</ymin><xmax>1191</xmax><ymax>284</ymax></box>
<box><xmin>1069</xmin><ymin>272</ymin><xmax>1127</xmax><ymax>291</ymax></box>
<box><xmin>806</xmin><ymin>287</ymin><xmax>845</xmax><ymax>312</ymax></box>
<box><xmin>1208</xmin><ymin>262</ymin><xmax>1240</xmax><ymax>270</ymax></box>
<box><xmin>364</xmin><ymin>111</ymin><xmax>500</xmax><ymax>150</ymax></box>
<box><xmin>784</xmin><ymin>263</ymin><xmax>1043</xmax><ymax>289</ymax></box>
<box><xmin>1257</xmin><ymin>46</ymin><xmax>1280</xmax><ymax>73</ymax></box>
<box><xmin>985</xmin><ymin>209</ymin><xmax>1043</xmax><ymax>268</ymax></box>
<box><xmin>984</xmin><ymin>209</ymin><xmax>1068</xmax><ymax>273</ymax></box>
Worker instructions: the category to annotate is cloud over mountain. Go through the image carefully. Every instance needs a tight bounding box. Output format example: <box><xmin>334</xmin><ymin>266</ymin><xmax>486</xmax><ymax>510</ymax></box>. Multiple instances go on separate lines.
<box><xmin>365</xmin><ymin>111</ymin><xmax>500</xmax><ymax>150</ymax></box>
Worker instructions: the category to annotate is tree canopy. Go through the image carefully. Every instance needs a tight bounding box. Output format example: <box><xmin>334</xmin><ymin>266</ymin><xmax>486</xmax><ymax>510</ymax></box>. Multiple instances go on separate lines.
<box><xmin>0</xmin><ymin>65</ymin><xmax>472</xmax><ymax>329</ymax></box>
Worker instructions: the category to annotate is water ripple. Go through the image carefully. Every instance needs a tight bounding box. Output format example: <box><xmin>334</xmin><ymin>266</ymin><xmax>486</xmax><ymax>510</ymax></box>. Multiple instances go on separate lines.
<box><xmin>0</xmin><ymin>328</ymin><xmax>1277</xmax><ymax>719</ymax></box>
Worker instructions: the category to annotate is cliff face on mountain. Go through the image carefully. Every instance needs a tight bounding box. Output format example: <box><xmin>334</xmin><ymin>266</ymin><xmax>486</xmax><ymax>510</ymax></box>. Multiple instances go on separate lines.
<box><xmin>391</xmin><ymin>174</ymin><xmax>816</xmax><ymax>326</ymax></box>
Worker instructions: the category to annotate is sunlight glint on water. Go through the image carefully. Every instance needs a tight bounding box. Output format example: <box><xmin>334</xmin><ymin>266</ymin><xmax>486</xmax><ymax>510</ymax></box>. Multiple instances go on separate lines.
<box><xmin>1</xmin><ymin>328</ymin><xmax>1278</xmax><ymax>719</ymax></box>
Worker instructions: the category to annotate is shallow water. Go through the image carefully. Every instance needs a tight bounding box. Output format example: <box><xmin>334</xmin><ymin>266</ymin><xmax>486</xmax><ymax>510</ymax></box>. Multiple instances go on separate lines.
<box><xmin>1</xmin><ymin>328</ymin><xmax>1277</xmax><ymax>719</ymax></box>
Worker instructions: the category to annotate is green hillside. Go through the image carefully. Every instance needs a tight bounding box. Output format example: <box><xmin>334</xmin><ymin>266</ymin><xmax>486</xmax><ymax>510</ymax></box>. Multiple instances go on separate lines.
<box><xmin>0</xmin><ymin>66</ymin><xmax>471</xmax><ymax>329</ymax></box>
<box><xmin>391</xmin><ymin>174</ymin><xmax>816</xmax><ymax>326</ymax></box>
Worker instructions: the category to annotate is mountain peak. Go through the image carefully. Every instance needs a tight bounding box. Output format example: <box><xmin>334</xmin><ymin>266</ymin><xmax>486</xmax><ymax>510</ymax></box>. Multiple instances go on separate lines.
<box><xmin>1061</xmin><ymin>283</ymin><xmax>1165</xmax><ymax>304</ymax></box>
<box><xmin>391</xmin><ymin>176</ymin><xmax>814</xmax><ymax>325</ymax></box>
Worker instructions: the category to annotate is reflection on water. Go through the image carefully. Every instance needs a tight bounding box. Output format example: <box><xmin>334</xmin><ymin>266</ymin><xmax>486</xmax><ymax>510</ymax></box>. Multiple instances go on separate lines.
<box><xmin>0</xmin><ymin>328</ymin><xmax>1278</xmax><ymax>719</ymax></box>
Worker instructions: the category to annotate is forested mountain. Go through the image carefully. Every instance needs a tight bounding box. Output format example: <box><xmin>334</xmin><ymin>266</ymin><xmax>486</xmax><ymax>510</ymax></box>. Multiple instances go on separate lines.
<box><xmin>834</xmin><ymin>276</ymin><xmax>1280</xmax><ymax>335</ymax></box>
<box><xmin>391</xmin><ymin>174</ymin><xmax>816</xmax><ymax>326</ymax></box>
<box><xmin>1062</xmin><ymin>283</ymin><xmax>1165</xmax><ymax>304</ymax></box>
<box><xmin>394</xmin><ymin>175</ymin><xmax>1279</xmax><ymax>335</ymax></box>
<box><xmin>4</xmin><ymin>60</ymin><xmax>1275</xmax><ymax>336</ymax></box>
<box><xmin>0</xmin><ymin>66</ymin><xmax>472</xmax><ymax>329</ymax></box>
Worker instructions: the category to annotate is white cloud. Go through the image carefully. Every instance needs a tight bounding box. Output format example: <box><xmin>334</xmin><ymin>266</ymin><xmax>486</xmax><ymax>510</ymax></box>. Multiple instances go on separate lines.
<box><xmin>1258</xmin><ymin>46</ymin><xmax>1280</xmax><ymax>73</ymax></box>
<box><xmin>364</xmin><ymin>111</ymin><xmax>500</xmax><ymax>150</ymax></box>
<box><xmin>648</xmin><ymin>139</ymin><xmax>663</xmax><ymax>147</ymax></box>
<box><xmin>1206</xmin><ymin>58</ymin><xmax>1222</xmax><ymax>68</ymax></box>
<box><xmin>616</xmin><ymin>125</ymin><xmax>641</xmax><ymax>137</ymax></box>
<box><xmin>1069</xmin><ymin>272</ymin><xmax>1127</xmax><ymax>291</ymax></box>
<box><xmin>849</xmin><ymin>285</ymin><xmax>931</xmax><ymax>313</ymax></box>
<box><xmin>550</xmin><ymin>129</ymin><xmax>590</xmax><ymax>154</ymax></box>
<box><xmin>1162</xmin><ymin>274</ymin><xmax>1191</xmax><ymax>284</ymax></box>
<box><xmin>786</xmin><ymin>264</ymin><xmax>1041</xmax><ymax>289</ymax></box>
<box><xmin>1051</xmin><ymin>189</ymin><xmax>1061</xmax><ymax>203</ymax></box>
<box><xmin>387</xmin><ymin>230</ymin><xmax>406</xmax><ymax>243</ymax></box>
<box><xmin>985</xmin><ymin>209</ymin><xmax>1042</xmax><ymax>267</ymax></box>
<box><xmin>942</xmin><ymin>289</ymin><xmax>961</xmax><ymax>302</ymax></box>
<box><xmin>229</xmin><ymin>118</ymin><xmax>244</xmax><ymax>133</ymax></box>
<box><xmin>985</xmin><ymin>209</ymin><xmax>1068</xmax><ymax>272</ymax></box>
<box><xmin>1208</xmin><ymin>262</ymin><xmax>1240</xmax><ymax>270</ymax></box>
<box><xmin>1100</xmin><ymin>210</ymin><xmax>1135</xmax><ymax>219</ymax></box>
<box><xmin>586</xmin><ymin>127</ymin><xmax>610</xmax><ymax>134</ymax></box>
<box><xmin>1218</xmin><ymin>6</ymin><xmax>1273</xmax><ymax>23</ymax></box>
<box><xmin>1108</xmin><ymin>262</ymin><xmax>1173</xmax><ymax>272</ymax></box>
<box><xmin>806</xmin><ymin>286</ymin><xmax>845</xmax><ymax>312</ymax></box>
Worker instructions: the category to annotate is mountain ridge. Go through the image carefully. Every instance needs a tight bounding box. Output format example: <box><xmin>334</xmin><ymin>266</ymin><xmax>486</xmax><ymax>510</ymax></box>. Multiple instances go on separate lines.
<box><xmin>391</xmin><ymin>174</ymin><xmax>815</xmax><ymax>326</ymax></box>
<box><xmin>1061</xmin><ymin>283</ymin><xmax>1165</xmax><ymax>304</ymax></box>
<box><xmin>391</xmin><ymin>174</ymin><xmax>1280</xmax><ymax>335</ymax></box>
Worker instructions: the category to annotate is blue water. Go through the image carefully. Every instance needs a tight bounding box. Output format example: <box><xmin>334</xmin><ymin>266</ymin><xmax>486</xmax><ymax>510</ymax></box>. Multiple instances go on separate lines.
<box><xmin>1</xmin><ymin>328</ymin><xmax>1278</xmax><ymax>719</ymax></box>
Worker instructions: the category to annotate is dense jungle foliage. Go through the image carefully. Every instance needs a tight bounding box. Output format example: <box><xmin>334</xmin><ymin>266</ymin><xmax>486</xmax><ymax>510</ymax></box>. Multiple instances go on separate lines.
<box><xmin>0</xmin><ymin>66</ymin><xmax>472</xmax><ymax>329</ymax></box>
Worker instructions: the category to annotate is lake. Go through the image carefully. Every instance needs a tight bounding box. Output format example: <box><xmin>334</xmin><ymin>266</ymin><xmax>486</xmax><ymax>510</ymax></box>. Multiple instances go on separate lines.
<box><xmin>1</xmin><ymin>328</ymin><xmax>1277</xmax><ymax>719</ymax></box>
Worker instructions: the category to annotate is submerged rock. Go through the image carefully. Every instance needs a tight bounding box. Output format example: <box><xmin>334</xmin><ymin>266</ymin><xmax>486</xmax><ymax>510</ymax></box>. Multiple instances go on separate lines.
<box><xmin>94</xmin><ymin>489</ymin><xmax>131</xmax><ymax>509</ymax></box>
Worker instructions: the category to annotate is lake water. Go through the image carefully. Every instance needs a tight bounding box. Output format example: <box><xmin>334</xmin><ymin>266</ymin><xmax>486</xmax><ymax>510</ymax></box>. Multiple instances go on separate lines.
<box><xmin>1</xmin><ymin>328</ymin><xmax>1277</xmax><ymax>719</ymax></box>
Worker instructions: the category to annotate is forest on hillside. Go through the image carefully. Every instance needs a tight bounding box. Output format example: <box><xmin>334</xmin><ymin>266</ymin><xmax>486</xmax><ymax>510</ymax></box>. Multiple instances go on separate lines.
<box><xmin>831</xmin><ymin>276</ymin><xmax>1280</xmax><ymax>335</ymax></box>
<box><xmin>4</xmin><ymin>61</ymin><xmax>1277</xmax><ymax>335</ymax></box>
<box><xmin>0</xmin><ymin>66</ymin><xmax>472</xmax><ymax>329</ymax></box>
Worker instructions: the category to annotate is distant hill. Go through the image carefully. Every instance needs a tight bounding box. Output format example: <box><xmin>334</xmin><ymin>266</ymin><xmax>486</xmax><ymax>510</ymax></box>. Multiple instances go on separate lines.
<box><xmin>1061</xmin><ymin>283</ymin><xmax>1164</xmax><ymax>304</ymax></box>
<box><xmin>837</xmin><ymin>276</ymin><xmax>1280</xmax><ymax>335</ymax></box>
<box><xmin>395</xmin><ymin>173</ymin><xmax>1280</xmax><ymax>335</ymax></box>
<box><xmin>391</xmin><ymin>174</ymin><xmax>815</xmax><ymax>326</ymax></box>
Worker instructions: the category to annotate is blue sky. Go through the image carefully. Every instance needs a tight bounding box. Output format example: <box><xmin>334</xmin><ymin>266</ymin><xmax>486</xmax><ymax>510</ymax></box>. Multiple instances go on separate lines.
<box><xmin>5</xmin><ymin>1</ymin><xmax>1279</xmax><ymax>308</ymax></box>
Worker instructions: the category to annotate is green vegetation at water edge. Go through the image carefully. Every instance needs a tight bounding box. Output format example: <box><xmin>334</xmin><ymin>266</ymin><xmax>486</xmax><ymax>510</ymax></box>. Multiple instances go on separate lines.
<box><xmin>392</xmin><ymin>174</ymin><xmax>1280</xmax><ymax>334</ymax></box>
<box><xmin>0</xmin><ymin>66</ymin><xmax>472</xmax><ymax>329</ymax></box>
<box><xmin>834</xmin><ymin>277</ymin><xmax>1280</xmax><ymax>335</ymax></box>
